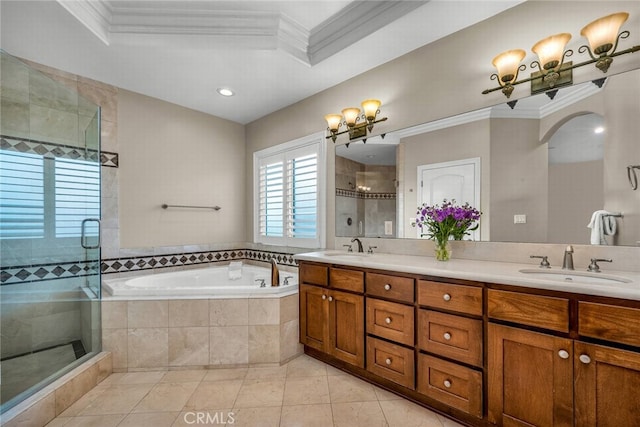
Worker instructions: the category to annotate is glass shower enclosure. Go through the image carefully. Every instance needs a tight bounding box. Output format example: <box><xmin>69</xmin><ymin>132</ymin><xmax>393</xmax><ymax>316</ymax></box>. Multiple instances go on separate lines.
<box><xmin>0</xmin><ymin>50</ymin><xmax>102</xmax><ymax>412</ymax></box>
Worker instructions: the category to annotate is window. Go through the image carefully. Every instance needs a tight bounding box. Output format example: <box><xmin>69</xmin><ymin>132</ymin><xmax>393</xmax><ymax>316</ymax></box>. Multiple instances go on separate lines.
<box><xmin>254</xmin><ymin>132</ymin><xmax>325</xmax><ymax>248</ymax></box>
<box><xmin>0</xmin><ymin>151</ymin><xmax>45</xmax><ymax>239</ymax></box>
<box><xmin>0</xmin><ymin>150</ymin><xmax>100</xmax><ymax>241</ymax></box>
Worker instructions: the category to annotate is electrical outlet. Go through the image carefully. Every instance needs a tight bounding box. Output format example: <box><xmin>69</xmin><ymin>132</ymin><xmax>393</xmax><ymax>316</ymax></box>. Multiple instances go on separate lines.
<box><xmin>384</xmin><ymin>221</ymin><xmax>393</xmax><ymax>235</ymax></box>
<box><xmin>514</xmin><ymin>214</ymin><xmax>527</xmax><ymax>224</ymax></box>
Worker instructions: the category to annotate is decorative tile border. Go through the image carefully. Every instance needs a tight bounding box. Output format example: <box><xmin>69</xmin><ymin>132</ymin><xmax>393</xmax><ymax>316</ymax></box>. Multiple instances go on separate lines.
<box><xmin>1</xmin><ymin>249</ymin><xmax>296</xmax><ymax>285</ymax></box>
<box><xmin>336</xmin><ymin>188</ymin><xmax>396</xmax><ymax>199</ymax></box>
<box><xmin>0</xmin><ymin>135</ymin><xmax>118</xmax><ymax>168</ymax></box>
<box><xmin>0</xmin><ymin>260</ymin><xmax>100</xmax><ymax>285</ymax></box>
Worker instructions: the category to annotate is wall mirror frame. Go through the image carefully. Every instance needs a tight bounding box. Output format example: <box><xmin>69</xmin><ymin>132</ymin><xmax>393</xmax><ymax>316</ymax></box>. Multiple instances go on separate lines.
<box><xmin>335</xmin><ymin>66</ymin><xmax>640</xmax><ymax>247</ymax></box>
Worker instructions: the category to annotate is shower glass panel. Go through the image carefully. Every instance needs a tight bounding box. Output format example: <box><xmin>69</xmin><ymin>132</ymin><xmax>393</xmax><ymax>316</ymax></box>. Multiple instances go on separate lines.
<box><xmin>0</xmin><ymin>50</ymin><xmax>101</xmax><ymax>412</ymax></box>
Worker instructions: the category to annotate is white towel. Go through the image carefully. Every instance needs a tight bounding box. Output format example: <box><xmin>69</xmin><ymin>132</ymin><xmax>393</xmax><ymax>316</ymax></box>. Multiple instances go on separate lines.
<box><xmin>587</xmin><ymin>210</ymin><xmax>617</xmax><ymax>245</ymax></box>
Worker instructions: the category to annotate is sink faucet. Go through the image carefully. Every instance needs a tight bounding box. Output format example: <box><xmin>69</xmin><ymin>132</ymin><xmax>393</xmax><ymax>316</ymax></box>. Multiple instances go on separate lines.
<box><xmin>351</xmin><ymin>237</ymin><xmax>364</xmax><ymax>253</ymax></box>
<box><xmin>270</xmin><ymin>258</ymin><xmax>279</xmax><ymax>287</ymax></box>
<box><xmin>562</xmin><ymin>245</ymin><xmax>574</xmax><ymax>270</ymax></box>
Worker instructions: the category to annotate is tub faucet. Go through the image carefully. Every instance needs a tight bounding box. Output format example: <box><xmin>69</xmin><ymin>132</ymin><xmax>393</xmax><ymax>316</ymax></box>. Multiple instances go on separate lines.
<box><xmin>271</xmin><ymin>258</ymin><xmax>280</xmax><ymax>287</ymax></box>
<box><xmin>351</xmin><ymin>237</ymin><xmax>364</xmax><ymax>253</ymax></box>
<box><xmin>562</xmin><ymin>245</ymin><xmax>574</xmax><ymax>270</ymax></box>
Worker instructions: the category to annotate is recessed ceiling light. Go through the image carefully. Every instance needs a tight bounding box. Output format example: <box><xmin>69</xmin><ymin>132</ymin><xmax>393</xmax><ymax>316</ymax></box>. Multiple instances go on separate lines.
<box><xmin>217</xmin><ymin>88</ymin><xmax>234</xmax><ymax>97</ymax></box>
<box><xmin>594</xmin><ymin>126</ymin><xmax>605</xmax><ymax>134</ymax></box>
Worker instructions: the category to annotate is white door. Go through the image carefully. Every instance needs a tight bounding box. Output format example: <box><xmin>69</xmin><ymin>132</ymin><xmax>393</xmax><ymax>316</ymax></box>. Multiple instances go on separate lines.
<box><xmin>417</xmin><ymin>157</ymin><xmax>480</xmax><ymax>240</ymax></box>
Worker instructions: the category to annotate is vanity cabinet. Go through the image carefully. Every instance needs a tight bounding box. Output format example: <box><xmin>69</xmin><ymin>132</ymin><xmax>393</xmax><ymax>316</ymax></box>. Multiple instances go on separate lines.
<box><xmin>299</xmin><ymin>264</ymin><xmax>365</xmax><ymax>368</ymax></box>
<box><xmin>298</xmin><ymin>259</ymin><xmax>640</xmax><ymax>427</ymax></box>
<box><xmin>488</xmin><ymin>289</ymin><xmax>640</xmax><ymax>427</ymax></box>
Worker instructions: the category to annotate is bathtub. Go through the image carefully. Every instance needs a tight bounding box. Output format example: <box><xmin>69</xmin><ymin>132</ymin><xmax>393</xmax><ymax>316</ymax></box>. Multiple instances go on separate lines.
<box><xmin>102</xmin><ymin>264</ymin><xmax>298</xmax><ymax>298</ymax></box>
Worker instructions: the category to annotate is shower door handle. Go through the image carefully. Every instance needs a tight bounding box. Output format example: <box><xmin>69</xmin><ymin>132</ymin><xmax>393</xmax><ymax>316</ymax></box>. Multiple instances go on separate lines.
<box><xmin>81</xmin><ymin>218</ymin><xmax>101</xmax><ymax>249</ymax></box>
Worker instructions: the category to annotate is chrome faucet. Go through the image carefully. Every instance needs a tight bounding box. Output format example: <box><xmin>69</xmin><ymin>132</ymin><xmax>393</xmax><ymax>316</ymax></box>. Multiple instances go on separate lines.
<box><xmin>270</xmin><ymin>258</ymin><xmax>280</xmax><ymax>287</ymax></box>
<box><xmin>587</xmin><ymin>258</ymin><xmax>612</xmax><ymax>273</ymax></box>
<box><xmin>351</xmin><ymin>237</ymin><xmax>364</xmax><ymax>253</ymax></box>
<box><xmin>562</xmin><ymin>245</ymin><xmax>574</xmax><ymax>270</ymax></box>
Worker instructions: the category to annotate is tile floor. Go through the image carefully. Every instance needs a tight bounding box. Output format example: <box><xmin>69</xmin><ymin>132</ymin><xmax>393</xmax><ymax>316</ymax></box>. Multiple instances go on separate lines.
<box><xmin>44</xmin><ymin>354</ymin><xmax>464</xmax><ymax>427</ymax></box>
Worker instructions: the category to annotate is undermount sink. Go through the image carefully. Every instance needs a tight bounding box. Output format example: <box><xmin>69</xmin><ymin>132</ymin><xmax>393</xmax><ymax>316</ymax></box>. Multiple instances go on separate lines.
<box><xmin>324</xmin><ymin>252</ymin><xmax>370</xmax><ymax>258</ymax></box>
<box><xmin>519</xmin><ymin>269</ymin><xmax>632</xmax><ymax>284</ymax></box>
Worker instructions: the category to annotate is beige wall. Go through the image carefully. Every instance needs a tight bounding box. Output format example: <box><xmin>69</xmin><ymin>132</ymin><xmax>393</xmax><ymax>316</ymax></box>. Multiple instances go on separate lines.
<box><xmin>118</xmin><ymin>90</ymin><xmax>245</xmax><ymax>248</ymax></box>
<box><xmin>401</xmin><ymin>120</ymin><xmax>491</xmax><ymax>239</ymax></box>
<box><xmin>245</xmin><ymin>1</ymin><xmax>640</xmax><ymax>249</ymax></box>
<box><xmin>490</xmin><ymin>118</ymin><xmax>547</xmax><ymax>243</ymax></box>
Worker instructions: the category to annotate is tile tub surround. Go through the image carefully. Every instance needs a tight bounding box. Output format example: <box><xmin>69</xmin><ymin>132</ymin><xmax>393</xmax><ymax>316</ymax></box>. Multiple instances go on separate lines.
<box><xmin>101</xmin><ymin>294</ymin><xmax>301</xmax><ymax>371</ymax></box>
<box><xmin>0</xmin><ymin>352</ymin><xmax>112</xmax><ymax>427</ymax></box>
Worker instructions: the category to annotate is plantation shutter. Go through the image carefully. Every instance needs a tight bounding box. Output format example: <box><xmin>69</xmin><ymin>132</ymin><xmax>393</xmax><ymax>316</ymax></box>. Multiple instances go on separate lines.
<box><xmin>287</xmin><ymin>152</ymin><xmax>317</xmax><ymax>239</ymax></box>
<box><xmin>258</xmin><ymin>159</ymin><xmax>284</xmax><ymax>237</ymax></box>
<box><xmin>0</xmin><ymin>151</ymin><xmax>45</xmax><ymax>239</ymax></box>
<box><xmin>55</xmin><ymin>158</ymin><xmax>100</xmax><ymax>238</ymax></box>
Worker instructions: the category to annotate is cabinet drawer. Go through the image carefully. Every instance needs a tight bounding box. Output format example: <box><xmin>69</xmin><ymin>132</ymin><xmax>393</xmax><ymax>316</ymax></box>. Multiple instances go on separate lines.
<box><xmin>488</xmin><ymin>289</ymin><xmax>569</xmax><ymax>333</ymax></box>
<box><xmin>367</xmin><ymin>273</ymin><xmax>414</xmax><ymax>303</ymax></box>
<box><xmin>367</xmin><ymin>336</ymin><xmax>415</xmax><ymax>389</ymax></box>
<box><xmin>579</xmin><ymin>302</ymin><xmax>640</xmax><ymax>347</ymax></box>
<box><xmin>417</xmin><ymin>281</ymin><xmax>482</xmax><ymax>316</ymax></box>
<box><xmin>417</xmin><ymin>354</ymin><xmax>483</xmax><ymax>418</ymax></box>
<box><xmin>299</xmin><ymin>263</ymin><xmax>328</xmax><ymax>287</ymax></box>
<box><xmin>366</xmin><ymin>298</ymin><xmax>414</xmax><ymax>346</ymax></box>
<box><xmin>418</xmin><ymin>310</ymin><xmax>483</xmax><ymax>367</ymax></box>
<box><xmin>330</xmin><ymin>267</ymin><xmax>364</xmax><ymax>293</ymax></box>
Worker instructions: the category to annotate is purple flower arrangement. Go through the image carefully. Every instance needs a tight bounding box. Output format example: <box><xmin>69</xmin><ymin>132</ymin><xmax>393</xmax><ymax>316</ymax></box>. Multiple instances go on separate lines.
<box><xmin>414</xmin><ymin>200</ymin><xmax>481</xmax><ymax>259</ymax></box>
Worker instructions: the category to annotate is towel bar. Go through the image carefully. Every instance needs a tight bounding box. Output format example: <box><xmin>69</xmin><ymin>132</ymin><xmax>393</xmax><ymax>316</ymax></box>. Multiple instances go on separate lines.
<box><xmin>161</xmin><ymin>204</ymin><xmax>221</xmax><ymax>211</ymax></box>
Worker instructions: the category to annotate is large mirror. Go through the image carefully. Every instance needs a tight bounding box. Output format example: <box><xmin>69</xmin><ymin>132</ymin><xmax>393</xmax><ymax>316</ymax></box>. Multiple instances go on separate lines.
<box><xmin>335</xmin><ymin>67</ymin><xmax>640</xmax><ymax>246</ymax></box>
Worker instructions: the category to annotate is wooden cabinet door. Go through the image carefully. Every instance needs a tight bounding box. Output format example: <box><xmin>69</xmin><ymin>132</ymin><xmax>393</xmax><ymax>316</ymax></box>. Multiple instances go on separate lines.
<box><xmin>328</xmin><ymin>290</ymin><xmax>364</xmax><ymax>368</ymax></box>
<box><xmin>574</xmin><ymin>342</ymin><xmax>640</xmax><ymax>427</ymax></box>
<box><xmin>488</xmin><ymin>323</ymin><xmax>573</xmax><ymax>426</ymax></box>
<box><xmin>300</xmin><ymin>284</ymin><xmax>328</xmax><ymax>351</ymax></box>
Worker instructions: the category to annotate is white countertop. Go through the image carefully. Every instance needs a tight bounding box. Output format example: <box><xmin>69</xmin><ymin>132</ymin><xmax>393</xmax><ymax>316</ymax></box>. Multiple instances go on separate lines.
<box><xmin>294</xmin><ymin>251</ymin><xmax>640</xmax><ymax>301</ymax></box>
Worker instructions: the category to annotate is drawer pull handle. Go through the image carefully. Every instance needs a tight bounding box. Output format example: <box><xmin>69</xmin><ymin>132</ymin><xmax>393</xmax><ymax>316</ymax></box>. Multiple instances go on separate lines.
<box><xmin>385</xmin><ymin>358</ymin><xmax>392</xmax><ymax>365</ymax></box>
<box><xmin>385</xmin><ymin>317</ymin><xmax>392</xmax><ymax>324</ymax></box>
<box><xmin>579</xmin><ymin>354</ymin><xmax>592</xmax><ymax>364</ymax></box>
<box><xmin>558</xmin><ymin>350</ymin><xmax>570</xmax><ymax>359</ymax></box>
<box><xmin>328</xmin><ymin>296</ymin><xmax>333</xmax><ymax>302</ymax></box>
<box><xmin>443</xmin><ymin>380</ymin><xmax>452</xmax><ymax>388</ymax></box>
<box><xmin>443</xmin><ymin>293</ymin><xmax>451</xmax><ymax>301</ymax></box>
<box><xmin>322</xmin><ymin>295</ymin><xmax>327</xmax><ymax>300</ymax></box>
<box><xmin>384</xmin><ymin>284</ymin><xmax>392</xmax><ymax>291</ymax></box>
<box><xmin>443</xmin><ymin>332</ymin><xmax>452</xmax><ymax>341</ymax></box>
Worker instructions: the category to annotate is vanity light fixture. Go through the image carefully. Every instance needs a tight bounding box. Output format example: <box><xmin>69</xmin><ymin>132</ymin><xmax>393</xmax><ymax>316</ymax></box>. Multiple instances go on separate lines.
<box><xmin>483</xmin><ymin>12</ymin><xmax>640</xmax><ymax>99</ymax></box>
<box><xmin>324</xmin><ymin>99</ymin><xmax>387</xmax><ymax>143</ymax></box>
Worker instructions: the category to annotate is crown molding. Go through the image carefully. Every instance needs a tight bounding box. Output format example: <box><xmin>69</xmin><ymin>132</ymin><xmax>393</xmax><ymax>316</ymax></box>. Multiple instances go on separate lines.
<box><xmin>394</xmin><ymin>108</ymin><xmax>492</xmax><ymax>139</ymax></box>
<box><xmin>57</xmin><ymin>0</ymin><xmax>425</xmax><ymax>66</ymax></box>
<box><xmin>56</xmin><ymin>0</ymin><xmax>112</xmax><ymax>45</ymax></box>
<box><xmin>308</xmin><ymin>1</ymin><xmax>428</xmax><ymax>66</ymax></box>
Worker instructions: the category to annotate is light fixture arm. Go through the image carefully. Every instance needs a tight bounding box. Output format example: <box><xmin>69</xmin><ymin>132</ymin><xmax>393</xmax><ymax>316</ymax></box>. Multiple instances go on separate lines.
<box><xmin>325</xmin><ymin>116</ymin><xmax>388</xmax><ymax>142</ymax></box>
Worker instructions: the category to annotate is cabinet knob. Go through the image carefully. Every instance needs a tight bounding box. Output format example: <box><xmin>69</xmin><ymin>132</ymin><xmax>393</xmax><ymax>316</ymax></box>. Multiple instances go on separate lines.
<box><xmin>443</xmin><ymin>380</ymin><xmax>452</xmax><ymax>388</ymax></box>
<box><xmin>328</xmin><ymin>296</ymin><xmax>333</xmax><ymax>302</ymax></box>
<box><xmin>322</xmin><ymin>295</ymin><xmax>326</xmax><ymax>300</ymax></box>
<box><xmin>443</xmin><ymin>293</ymin><xmax>451</xmax><ymax>301</ymax></box>
<box><xmin>385</xmin><ymin>358</ymin><xmax>392</xmax><ymax>366</ymax></box>
<box><xmin>558</xmin><ymin>350</ymin><xmax>570</xmax><ymax>359</ymax></box>
<box><xmin>384</xmin><ymin>284</ymin><xmax>392</xmax><ymax>291</ymax></box>
<box><xmin>443</xmin><ymin>332</ymin><xmax>452</xmax><ymax>341</ymax></box>
<box><xmin>579</xmin><ymin>354</ymin><xmax>592</xmax><ymax>364</ymax></box>
<box><xmin>385</xmin><ymin>317</ymin><xmax>392</xmax><ymax>324</ymax></box>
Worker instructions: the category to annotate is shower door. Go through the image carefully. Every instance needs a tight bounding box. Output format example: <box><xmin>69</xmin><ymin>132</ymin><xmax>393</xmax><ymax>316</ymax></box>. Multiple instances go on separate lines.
<box><xmin>0</xmin><ymin>51</ymin><xmax>102</xmax><ymax>412</ymax></box>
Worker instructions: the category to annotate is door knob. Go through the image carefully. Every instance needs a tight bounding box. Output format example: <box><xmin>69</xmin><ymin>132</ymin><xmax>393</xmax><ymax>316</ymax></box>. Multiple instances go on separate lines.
<box><xmin>385</xmin><ymin>317</ymin><xmax>392</xmax><ymax>324</ymax></box>
<box><xmin>385</xmin><ymin>358</ymin><xmax>392</xmax><ymax>365</ymax></box>
<box><xmin>443</xmin><ymin>332</ymin><xmax>452</xmax><ymax>341</ymax></box>
<box><xmin>443</xmin><ymin>380</ymin><xmax>452</xmax><ymax>388</ymax></box>
<box><xmin>443</xmin><ymin>293</ymin><xmax>451</xmax><ymax>301</ymax></box>
<box><xmin>579</xmin><ymin>354</ymin><xmax>592</xmax><ymax>364</ymax></box>
<box><xmin>384</xmin><ymin>284</ymin><xmax>392</xmax><ymax>291</ymax></box>
<box><xmin>558</xmin><ymin>350</ymin><xmax>570</xmax><ymax>359</ymax></box>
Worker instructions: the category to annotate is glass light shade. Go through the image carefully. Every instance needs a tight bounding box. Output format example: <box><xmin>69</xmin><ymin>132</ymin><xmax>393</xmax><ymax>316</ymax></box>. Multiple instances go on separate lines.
<box><xmin>581</xmin><ymin>12</ymin><xmax>629</xmax><ymax>54</ymax></box>
<box><xmin>342</xmin><ymin>107</ymin><xmax>361</xmax><ymax>126</ymax></box>
<box><xmin>324</xmin><ymin>114</ymin><xmax>342</xmax><ymax>131</ymax></box>
<box><xmin>532</xmin><ymin>33</ymin><xmax>572</xmax><ymax>69</ymax></box>
<box><xmin>492</xmin><ymin>49</ymin><xmax>526</xmax><ymax>83</ymax></box>
<box><xmin>361</xmin><ymin>99</ymin><xmax>381</xmax><ymax>121</ymax></box>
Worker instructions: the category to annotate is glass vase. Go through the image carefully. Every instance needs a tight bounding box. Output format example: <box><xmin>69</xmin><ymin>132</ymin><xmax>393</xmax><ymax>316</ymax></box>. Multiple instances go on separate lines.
<box><xmin>434</xmin><ymin>239</ymin><xmax>451</xmax><ymax>261</ymax></box>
